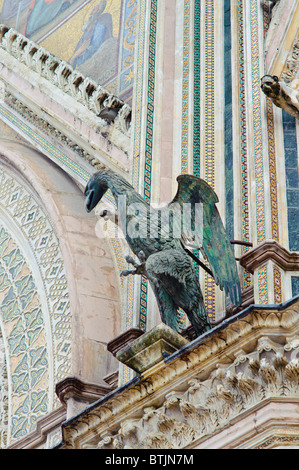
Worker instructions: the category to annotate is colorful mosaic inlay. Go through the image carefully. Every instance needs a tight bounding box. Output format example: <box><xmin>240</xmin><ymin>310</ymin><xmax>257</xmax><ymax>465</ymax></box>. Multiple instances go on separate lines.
<box><xmin>263</xmin><ymin>5</ymin><xmax>279</xmax><ymax>243</ymax></box>
<box><xmin>266</xmin><ymin>96</ymin><xmax>280</xmax><ymax>242</ymax></box>
<box><xmin>193</xmin><ymin>0</ymin><xmax>201</xmax><ymax>176</ymax></box>
<box><xmin>138</xmin><ymin>0</ymin><xmax>157</xmax><ymax>331</ymax></box>
<box><xmin>273</xmin><ymin>265</ymin><xmax>282</xmax><ymax>304</ymax></box>
<box><xmin>204</xmin><ymin>0</ymin><xmax>215</xmax><ymax>189</ymax></box>
<box><xmin>250</xmin><ymin>0</ymin><xmax>266</xmax><ymax>244</ymax></box>
<box><xmin>258</xmin><ymin>265</ymin><xmax>268</xmax><ymax>304</ymax></box>
<box><xmin>224</xmin><ymin>0</ymin><xmax>234</xmax><ymax>241</ymax></box>
<box><xmin>192</xmin><ymin>0</ymin><xmax>202</xmax><ymax>296</ymax></box>
<box><xmin>0</xmin><ymin>105</ymin><xmax>90</xmax><ymax>184</ymax></box>
<box><xmin>238</xmin><ymin>0</ymin><xmax>251</xmax><ymax>289</ymax></box>
<box><xmin>181</xmin><ymin>0</ymin><xmax>191</xmax><ymax>174</ymax></box>
<box><xmin>143</xmin><ymin>0</ymin><xmax>156</xmax><ymax>206</ymax></box>
<box><xmin>0</xmin><ymin>166</ymin><xmax>71</xmax><ymax>444</ymax></box>
<box><xmin>203</xmin><ymin>0</ymin><xmax>216</xmax><ymax>319</ymax></box>
<box><xmin>0</xmin><ymin>226</ymin><xmax>48</xmax><ymax>441</ymax></box>
<box><xmin>132</xmin><ymin>0</ymin><xmax>147</xmax><ymax>191</ymax></box>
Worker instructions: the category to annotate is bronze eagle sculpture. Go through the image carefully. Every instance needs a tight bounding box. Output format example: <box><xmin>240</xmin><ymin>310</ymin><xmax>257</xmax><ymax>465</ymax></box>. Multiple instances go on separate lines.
<box><xmin>85</xmin><ymin>170</ymin><xmax>241</xmax><ymax>337</ymax></box>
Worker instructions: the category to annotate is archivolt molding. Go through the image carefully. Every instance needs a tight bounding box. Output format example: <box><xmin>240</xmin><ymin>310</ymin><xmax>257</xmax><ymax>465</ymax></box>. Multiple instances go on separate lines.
<box><xmin>0</xmin><ymin>328</ymin><xmax>8</xmax><ymax>448</ymax></box>
<box><xmin>61</xmin><ymin>301</ymin><xmax>299</xmax><ymax>449</ymax></box>
<box><xmin>281</xmin><ymin>38</ymin><xmax>299</xmax><ymax>84</ymax></box>
<box><xmin>0</xmin><ymin>162</ymin><xmax>71</xmax><ymax>446</ymax></box>
<box><xmin>3</xmin><ymin>91</ymin><xmax>106</xmax><ymax>174</ymax></box>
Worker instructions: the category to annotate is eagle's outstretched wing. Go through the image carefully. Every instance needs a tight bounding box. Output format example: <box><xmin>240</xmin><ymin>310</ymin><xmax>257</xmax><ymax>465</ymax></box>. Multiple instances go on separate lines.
<box><xmin>168</xmin><ymin>174</ymin><xmax>242</xmax><ymax>307</ymax></box>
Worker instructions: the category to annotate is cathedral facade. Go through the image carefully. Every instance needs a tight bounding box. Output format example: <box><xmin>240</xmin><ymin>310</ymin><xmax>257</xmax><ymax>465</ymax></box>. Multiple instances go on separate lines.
<box><xmin>0</xmin><ymin>0</ymin><xmax>298</xmax><ymax>449</ymax></box>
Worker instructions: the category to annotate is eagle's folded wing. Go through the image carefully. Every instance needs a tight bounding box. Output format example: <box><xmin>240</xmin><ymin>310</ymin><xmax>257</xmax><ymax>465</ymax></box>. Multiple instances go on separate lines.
<box><xmin>168</xmin><ymin>174</ymin><xmax>242</xmax><ymax>307</ymax></box>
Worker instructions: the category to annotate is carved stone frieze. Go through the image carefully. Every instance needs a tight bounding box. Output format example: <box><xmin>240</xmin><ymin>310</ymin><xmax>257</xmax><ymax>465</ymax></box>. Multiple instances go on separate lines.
<box><xmin>95</xmin><ymin>335</ymin><xmax>299</xmax><ymax>449</ymax></box>
<box><xmin>3</xmin><ymin>91</ymin><xmax>107</xmax><ymax>172</ymax></box>
<box><xmin>60</xmin><ymin>300</ymin><xmax>299</xmax><ymax>449</ymax></box>
<box><xmin>281</xmin><ymin>39</ymin><xmax>299</xmax><ymax>83</ymax></box>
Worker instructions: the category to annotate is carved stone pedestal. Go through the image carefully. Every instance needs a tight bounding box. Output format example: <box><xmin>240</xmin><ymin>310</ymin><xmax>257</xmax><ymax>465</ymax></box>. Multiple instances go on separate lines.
<box><xmin>114</xmin><ymin>323</ymin><xmax>189</xmax><ymax>374</ymax></box>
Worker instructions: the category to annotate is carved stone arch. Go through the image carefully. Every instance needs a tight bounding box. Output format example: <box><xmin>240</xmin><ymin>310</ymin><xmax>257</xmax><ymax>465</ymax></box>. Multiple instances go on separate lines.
<box><xmin>0</xmin><ymin>326</ymin><xmax>8</xmax><ymax>448</ymax></box>
<box><xmin>0</xmin><ymin>140</ymin><xmax>121</xmax><ymax>446</ymax></box>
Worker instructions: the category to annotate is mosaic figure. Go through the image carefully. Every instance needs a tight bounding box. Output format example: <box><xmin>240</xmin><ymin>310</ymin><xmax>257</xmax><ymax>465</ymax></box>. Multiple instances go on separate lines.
<box><xmin>69</xmin><ymin>0</ymin><xmax>113</xmax><ymax>69</ymax></box>
<box><xmin>24</xmin><ymin>0</ymin><xmax>75</xmax><ymax>37</ymax></box>
<box><xmin>0</xmin><ymin>0</ymin><xmax>31</xmax><ymax>22</ymax></box>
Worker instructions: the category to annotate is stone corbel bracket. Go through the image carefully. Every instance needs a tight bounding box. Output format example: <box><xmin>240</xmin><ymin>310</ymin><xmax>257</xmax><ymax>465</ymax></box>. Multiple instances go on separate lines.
<box><xmin>239</xmin><ymin>240</ymin><xmax>299</xmax><ymax>274</ymax></box>
<box><xmin>262</xmin><ymin>1</ymin><xmax>299</xmax><ymax>119</ymax></box>
<box><xmin>240</xmin><ymin>240</ymin><xmax>299</xmax><ymax>304</ymax></box>
<box><xmin>261</xmin><ymin>74</ymin><xmax>299</xmax><ymax>120</ymax></box>
<box><xmin>0</xmin><ymin>25</ymin><xmax>131</xmax><ymax>180</ymax></box>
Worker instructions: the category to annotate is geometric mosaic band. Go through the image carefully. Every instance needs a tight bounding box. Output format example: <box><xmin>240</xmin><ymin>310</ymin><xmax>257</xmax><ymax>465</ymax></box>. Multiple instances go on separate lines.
<box><xmin>139</xmin><ymin>0</ymin><xmax>157</xmax><ymax>331</ymax></box>
<box><xmin>203</xmin><ymin>0</ymin><xmax>216</xmax><ymax>320</ymax></box>
<box><xmin>238</xmin><ymin>0</ymin><xmax>251</xmax><ymax>289</ymax></box>
<box><xmin>250</xmin><ymin>0</ymin><xmax>266</xmax><ymax>244</ymax></box>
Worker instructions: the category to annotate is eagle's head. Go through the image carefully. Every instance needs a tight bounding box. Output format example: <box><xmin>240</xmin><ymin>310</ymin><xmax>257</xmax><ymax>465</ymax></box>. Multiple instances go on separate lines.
<box><xmin>84</xmin><ymin>171</ymin><xmax>109</xmax><ymax>213</ymax></box>
<box><xmin>261</xmin><ymin>75</ymin><xmax>280</xmax><ymax>98</ymax></box>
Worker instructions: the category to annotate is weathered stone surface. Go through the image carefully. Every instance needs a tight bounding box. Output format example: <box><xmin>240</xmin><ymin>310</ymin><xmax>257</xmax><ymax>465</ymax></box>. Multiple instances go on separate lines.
<box><xmin>59</xmin><ymin>299</ymin><xmax>299</xmax><ymax>449</ymax></box>
<box><xmin>116</xmin><ymin>323</ymin><xmax>189</xmax><ymax>373</ymax></box>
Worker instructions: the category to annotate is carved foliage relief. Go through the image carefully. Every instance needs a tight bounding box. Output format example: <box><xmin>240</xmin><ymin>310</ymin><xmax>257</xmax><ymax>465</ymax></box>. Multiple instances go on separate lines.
<box><xmin>95</xmin><ymin>313</ymin><xmax>299</xmax><ymax>449</ymax></box>
<box><xmin>98</xmin><ymin>339</ymin><xmax>299</xmax><ymax>449</ymax></box>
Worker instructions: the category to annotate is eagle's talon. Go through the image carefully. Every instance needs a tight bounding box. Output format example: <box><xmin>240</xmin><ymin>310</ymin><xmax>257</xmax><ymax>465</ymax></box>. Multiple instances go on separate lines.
<box><xmin>138</xmin><ymin>251</ymin><xmax>146</xmax><ymax>263</ymax></box>
<box><xmin>120</xmin><ymin>269</ymin><xmax>136</xmax><ymax>277</ymax></box>
<box><xmin>125</xmin><ymin>255</ymin><xmax>138</xmax><ymax>267</ymax></box>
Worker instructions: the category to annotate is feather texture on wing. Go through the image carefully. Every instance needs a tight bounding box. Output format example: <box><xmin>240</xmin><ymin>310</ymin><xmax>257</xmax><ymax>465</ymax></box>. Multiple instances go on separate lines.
<box><xmin>167</xmin><ymin>174</ymin><xmax>242</xmax><ymax>307</ymax></box>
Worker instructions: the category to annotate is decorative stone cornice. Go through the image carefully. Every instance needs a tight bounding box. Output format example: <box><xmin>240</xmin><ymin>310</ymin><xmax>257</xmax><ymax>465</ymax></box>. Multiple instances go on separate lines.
<box><xmin>0</xmin><ymin>25</ymin><xmax>131</xmax><ymax>128</ymax></box>
<box><xmin>55</xmin><ymin>377</ymin><xmax>113</xmax><ymax>409</ymax></box>
<box><xmin>239</xmin><ymin>239</ymin><xmax>299</xmax><ymax>274</ymax></box>
<box><xmin>59</xmin><ymin>298</ymin><xmax>299</xmax><ymax>449</ymax></box>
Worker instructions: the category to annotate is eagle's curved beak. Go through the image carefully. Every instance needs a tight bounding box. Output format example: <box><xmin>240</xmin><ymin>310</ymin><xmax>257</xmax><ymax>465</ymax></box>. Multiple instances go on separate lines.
<box><xmin>85</xmin><ymin>189</ymin><xmax>94</xmax><ymax>213</ymax></box>
<box><xmin>85</xmin><ymin>178</ymin><xmax>108</xmax><ymax>213</ymax></box>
